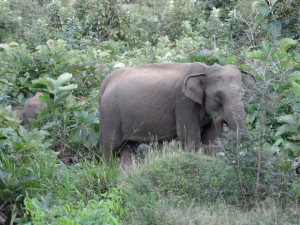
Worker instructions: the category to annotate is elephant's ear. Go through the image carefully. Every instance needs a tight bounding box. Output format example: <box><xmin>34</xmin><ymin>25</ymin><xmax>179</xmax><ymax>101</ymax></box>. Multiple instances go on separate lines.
<box><xmin>241</xmin><ymin>71</ymin><xmax>255</xmax><ymax>90</ymax></box>
<box><xmin>183</xmin><ymin>73</ymin><xmax>206</xmax><ymax>105</ymax></box>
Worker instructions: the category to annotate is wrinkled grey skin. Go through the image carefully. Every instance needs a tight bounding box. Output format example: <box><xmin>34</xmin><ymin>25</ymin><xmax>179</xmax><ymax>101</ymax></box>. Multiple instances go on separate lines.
<box><xmin>99</xmin><ymin>63</ymin><xmax>253</xmax><ymax>171</ymax></box>
<box><xmin>12</xmin><ymin>92</ymin><xmax>43</xmax><ymax>125</ymax></box>
<box><xmin>201</xmin><ymin>115</ymin><xmax>225</xmax><ymax>145</ymax></box>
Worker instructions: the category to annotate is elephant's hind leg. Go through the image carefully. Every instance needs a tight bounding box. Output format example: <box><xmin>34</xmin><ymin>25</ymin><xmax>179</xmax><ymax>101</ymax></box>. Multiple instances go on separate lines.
<box><xmin>100</xmin><ymin>120</ymin><xmax>124</xmax><ymax>164</ymax></box>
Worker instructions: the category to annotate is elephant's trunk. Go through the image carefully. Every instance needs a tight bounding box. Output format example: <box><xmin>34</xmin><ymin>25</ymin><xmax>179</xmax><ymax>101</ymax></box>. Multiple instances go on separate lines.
<box><xmin>223</xmin><ymin>103</ymin><xmax>246</xmax><ymax>134</ymax></box>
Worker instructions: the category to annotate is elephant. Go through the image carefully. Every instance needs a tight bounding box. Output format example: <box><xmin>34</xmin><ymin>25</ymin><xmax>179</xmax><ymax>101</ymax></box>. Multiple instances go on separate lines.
<box><xmin>12</xmin><ymin>92</ymin><xmax>43</xmax><ymax>125</ymax></box>
<box><xmin>99</xmin><ymin>62</ymin><xmax>254</xmax><ymax>172</ymax></box>
<box><xmin>12</xmin><ymin>106</ymin><xmax>24</xmax><ymax>122</ymax></box>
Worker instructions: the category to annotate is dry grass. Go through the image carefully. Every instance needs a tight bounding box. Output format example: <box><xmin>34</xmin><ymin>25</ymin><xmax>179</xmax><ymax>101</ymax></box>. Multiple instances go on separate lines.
<box><xmin>151</xmin><ymin>198</ymin><xmax>299</xmax><ymax>225</ymax></box>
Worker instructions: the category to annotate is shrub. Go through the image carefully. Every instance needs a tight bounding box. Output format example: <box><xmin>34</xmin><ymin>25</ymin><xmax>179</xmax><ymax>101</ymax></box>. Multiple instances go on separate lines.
<box><xmin>0</xmin><ymin>107</ymin><xmax>57</xmax><ymax>224</ymax></box>
<box><xmin>242</xmin><ymin>38</ymin><xmax>300</xmax><ymax>160</ymax></box>
<box><xmin>24</xmin><ymin>188</ymin><xmax>125</xmax><ymax>224</ymax></box>
<box><xmin>0</xmin><ymin>1</ymin><xmax>21</xmax><ymax>43</ymax></box>
<box><xmin>219</xmin><ymin>131</ymin><xmax>298</xmax><ymax>204</ymax></box>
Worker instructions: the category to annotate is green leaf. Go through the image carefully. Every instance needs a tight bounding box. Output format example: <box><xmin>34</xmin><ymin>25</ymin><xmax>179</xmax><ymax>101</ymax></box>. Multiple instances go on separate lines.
<box><xmin>57</xmin><ymin>73</ymin><xmax>73</xmax><ymax>86</ymax></box>
<box><xmin>83</xmin><ymin>131</ymin><xmax>98</xmax><ymax>148</ymax></box>
<box><xmin>280</xmin><ymin>38</ymin><xmax>298</xmax><ymax>52</ymax></box>
<box><xmin>277</xmin><ymin>115</ymin><xmax>296</xmax><ymax>124</ymax></box>
<box><xmin>225</xmin><ymin>56</ymin><xmax>237</xmax><ymax>64</ymax></box>
<box><xmin>57</xmin><ymin>84</ymin><xmax>78</xmax><ymax>92</ymax></box>
<box><xmin>32</xmin><ymin>77</ymin><xmax>56</xmax><ymax>93</ymax></box>
<box><xmin>290</xmin><ymin>81</ymin><xmax>300</xmax><ymax>96</ymax></box>
<box><xmin>54</xmin><ymin>92</ymin><xmax>70</xmax><ymax>104</ymax></box>
<box><xmin>257</xmin><ymin>6</ymin><xmax>269</xmax><ymax>17</ymax></box>
<box><xmin>283</xmin><ymin>141</ymin><xmax>298</xmax><ymax>153</ymax></box>
<box><xmin>287</xmin><ymin>71</ymin><xmax>300</xmax><ymax>81</ymax></box>
<box><xmin>294</xmin><ymin>103</ymin><xmax>300</xmax><ymax>112</ymax></box>
<box><xmin>294</xmin><ymin>53</ymin><xmax>300</xmax><ymax>63</ymax></box>
<box><xmin>252</xmin><ymin>0</ymin><xmax>269</xmax><ymax>16</ymax></box>
<box><xmin>273</xmin><ymin>137</ymin><xmax>284</xmax><ymax>147</ymax></box>
<box><xmin>246</xmin><ymin>50</ymin><xmax>263</xmax><ymax>60</ymax></box>
<box><xmin>0</xmin><ymin>79</ymin><xmax>13</xmax><ymax>86</ymax></box>
<box><xmin>281</xmin><ymin>161</ymin><xmax>292</xmax><ymax>171</ymax></box>
<box><xmin>275</xmin><ymin>124</ymin><xmax>297</xmax><ymax>136</ymax></box>
<box><xmin>268</xmin><ymin>21</ymin><xmax>282</xmax><ymax>38</ymax></box>
<box><xmin>292</xmin><ymin>183</ymin><xmax>300</xmax><ymax>199</ymax></box>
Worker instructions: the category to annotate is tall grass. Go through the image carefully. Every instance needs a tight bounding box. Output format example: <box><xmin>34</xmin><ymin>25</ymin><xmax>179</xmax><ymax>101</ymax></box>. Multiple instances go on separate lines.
<box><xmin>121</xmin><ymin>142</ymin><xmax>299</xmax><ymax>225</ymax></box>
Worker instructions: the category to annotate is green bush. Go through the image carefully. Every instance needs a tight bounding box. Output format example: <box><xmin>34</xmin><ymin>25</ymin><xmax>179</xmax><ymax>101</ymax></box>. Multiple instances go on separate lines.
<box><xmin>220</xmin><ymin>131</ymin><xmax>298</xmax><ymax>204</ymax></box>
<box><xmin>0</xmin><ymin>39</ymin><xmax>104</xmax><ymax>106</ymax></box>
<box><xmin>24</xmin><ymin>188</ymin><xmax>125</xmax><ymax>224</ymax></box>
<box><xmin>0</xmin><ymin>107</ymin><xmax>57</xmax><ymax>224</ymax></box>
<box><xmin>252</xmin><ymin>0</ymin><xmax>300</xmax><ymax>39</ymax></box>
<box><xmin>0</xmin><ymin>1</ymin><xmax>21</xmax><ymax>43</ymax></box>
<box><xmin>242</xmin><ymin>38</ymin><xmax>300</xmax><ymax>160</ymax></box>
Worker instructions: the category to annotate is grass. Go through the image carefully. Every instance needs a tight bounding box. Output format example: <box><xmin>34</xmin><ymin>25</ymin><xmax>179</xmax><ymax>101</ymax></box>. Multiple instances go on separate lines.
<box><xmin>146</xmin><ymin>198</ymin><xmax>299</xmax><ymax>225</ymax></box>
<box><xmin>2</xmin><ymin>135</ymin><xmax>298</xmax><ymax>224</ymax></box>
<box><xmin>120</xmin><ymin>142</ymin><xmax>300</xmax><ymax>225</ymax></box>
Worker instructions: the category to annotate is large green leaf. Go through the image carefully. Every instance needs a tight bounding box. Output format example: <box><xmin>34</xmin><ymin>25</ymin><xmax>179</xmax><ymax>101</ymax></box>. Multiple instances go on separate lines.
<box><xmin>54</xmin><ymin>92</ymin><xmax>70</xmax><ymax>104</ymax></box>
<box><xmin>280</xmin><ymin>38</ymin><xmax>298</xmax><ymax>52</ymax></box>
<box><xmin>290</xmin><ymin>82</ymin><xmax>300</xmax><ymax>96</ymax></box>
<box><xmin>57</xmin><ymin>84</ymin><xmax>78</xmax><ymax>92</ymax></box>
<box><xmin>292</xmin><ymin>183</ymin><xmax>300</xmax><ymax>199</ymax></box>
<box><xmin>287</xmin><ymin>71</ymin><xmax>300</xmax><ymax>81</ymax></box>
<box><xmin>83</xmin><ymin>130</ymin><xmax>98</xmax><ymax>148</ymax></box>
<box><xmin>283</xmin><ymin>141</ymin><xmax>298</xmax><ymax>154</ymax></box>
<box><xmin>252</xmin><ymin>0</ymin><xmax>269</xmax><ymax>16</ymax></box>
<box><xmin>268</xmin><ymin>21</ymin><xmax>282</xmax><ymax>38</ymax></box>
<box><xmin>277</xmin><ymin>115</ymin><xmax>296</xmax><ymax>124</ymax></box>
<box><xmin>57</xmin><ymin>73</ymin><xmax>73</xmax><ymax>86</ymax></box>
<box><xmin>275</xmin><ymin>124</ymin><xmax>298</xmax><ymax>136</ymax></box>
<box><xmin>246</xmin><ymin>50</ymin><xmax>263</xmax><ymax>60</ymax></box>
<box><xmin>0</xmin><ymin>79</ymin><xmax>12</xmax><ymax>86</ymax></box>
<box><xmin>32</xmin><ymin>77</ymin><xmax>56</xmax><ymax>93</ymax></box>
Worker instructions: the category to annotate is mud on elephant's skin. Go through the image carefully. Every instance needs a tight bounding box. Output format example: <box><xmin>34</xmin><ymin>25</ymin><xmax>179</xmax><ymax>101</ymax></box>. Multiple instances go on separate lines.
<box><xmin>99</xmin><ymin>62</ymin><xmax>254</xmax><ymax>171</ymax></box>
<box><xmin>12</xmin><ymin>92</ymin><xmax>43</xmax><ymax>125</ymax></box>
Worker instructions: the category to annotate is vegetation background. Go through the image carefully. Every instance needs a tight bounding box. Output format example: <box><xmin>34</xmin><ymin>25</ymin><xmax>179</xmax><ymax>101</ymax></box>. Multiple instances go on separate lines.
<box><xmin>0</xmin><ymin>0</ymin><xmax>299</xmax><ymax>224</ymax></box>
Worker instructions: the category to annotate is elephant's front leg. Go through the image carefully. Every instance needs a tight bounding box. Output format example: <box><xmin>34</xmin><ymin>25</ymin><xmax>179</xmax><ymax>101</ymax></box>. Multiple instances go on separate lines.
<box><xmin>176</xmin><ymin>123</ymin><xmax>201</xmax><ymax>151</ymax></box>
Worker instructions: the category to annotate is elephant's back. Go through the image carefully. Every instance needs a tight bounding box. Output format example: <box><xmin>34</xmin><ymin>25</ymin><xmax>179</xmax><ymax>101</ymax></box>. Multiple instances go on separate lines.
<box><xmin>99</xmin><ymin>63</ymin><xmax>193</xmax><ymax>97</ymax></box>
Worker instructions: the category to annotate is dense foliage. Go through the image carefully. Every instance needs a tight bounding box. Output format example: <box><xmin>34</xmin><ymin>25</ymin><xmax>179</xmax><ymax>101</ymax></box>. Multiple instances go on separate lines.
<box><xmin>0</xmin><ymin>0</ymin><xmax>299</xmax><ymax>224</ymax></box>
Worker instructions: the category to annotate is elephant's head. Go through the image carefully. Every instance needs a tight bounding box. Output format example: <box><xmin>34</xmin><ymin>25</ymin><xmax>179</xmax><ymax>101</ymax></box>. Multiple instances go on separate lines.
<box><xmin>183</xmin><ymin>64</ymin><xmax>254</xmax><ymax>133</ymax></box>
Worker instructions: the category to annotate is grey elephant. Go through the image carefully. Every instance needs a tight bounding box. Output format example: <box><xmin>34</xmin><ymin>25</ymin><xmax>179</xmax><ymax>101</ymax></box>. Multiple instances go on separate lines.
<box><xmin>12</xmin><ymin>92</ymin><xmax>43</xmax><ymax>125</ymax></box>
<box><xmin>99</xmin><ymin>63</ymin><xmax>254</xmax><ymax>170</ymax></box>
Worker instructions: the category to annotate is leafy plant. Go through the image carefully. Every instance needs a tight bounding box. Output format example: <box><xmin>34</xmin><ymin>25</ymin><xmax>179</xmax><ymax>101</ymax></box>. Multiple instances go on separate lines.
<box><xmin>69</xmin><ymin>111</ymin><xmax>99</xmax><ymax>149</ymax></box>
<box><xmin>31</xmin><ymin>73</ymin><xmax>78</xmax><ymax>157</ymax></box>
<box><xmin>242</xmin><ymin>38</ymin><xmax>300</xmax><ymax>159</ymax></box>
<box><xmin>0</xmin><ymin>1</ymin><xmax>21</xmax><ymax>43</ymax></box>
<box><xmin>24</xmin><ymin>188</ymin><xmax>126</xmax><ymax>224</ymax></box>
<box><xmin>0</xmin><ymin>107</ymin><xmax>57</xmax><ymax>224</ymax></box>
<box><xmin>0</xmin><ymin>169</ymin><xmax>37</xmax><ymax>224</ymax></box>
<box><xmin>73</xmin><ymin>0</ymin><xmax>131</xmax><ymax>43</ymax></box>
<box><xmin>252</xmin><ymin>0</ymin><xmax>300</xmax><ymax>38</ymax></box>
